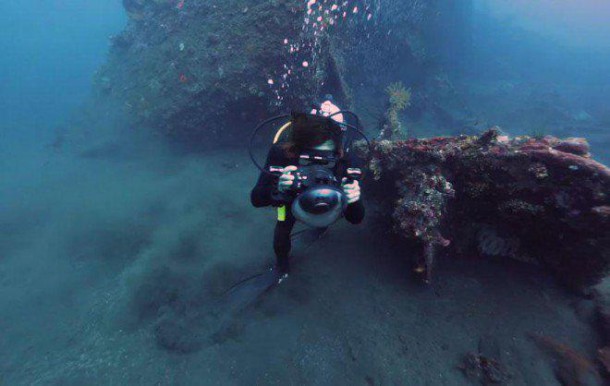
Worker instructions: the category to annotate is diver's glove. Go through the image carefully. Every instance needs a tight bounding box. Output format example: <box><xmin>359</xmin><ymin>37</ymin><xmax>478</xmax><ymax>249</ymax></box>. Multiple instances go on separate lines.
<box><xmin>269</xmin><ymin>165</ymin><xmax>298</xmax><ymax>206</ymax></box>
<box><xmin>341</xmin><ymin>178</ymin><xmax>361</xmax><ymax>204</ymax></box>
<box><xmin>278</xmin><ymin>165</ymin><xmax>298</xmax><ymax>193</ymax></box>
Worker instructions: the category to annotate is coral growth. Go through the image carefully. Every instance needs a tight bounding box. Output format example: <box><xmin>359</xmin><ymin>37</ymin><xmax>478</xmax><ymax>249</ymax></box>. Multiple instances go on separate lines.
<box><xmin>378</xmin><ymin>82</ymin><xmax>412</xmax><ymax>140</ymax></box>
<box><xmin>98</xmin><ymin>0</ymin><xmax>312</xmax><ymax>146</ymax></box>
<box><xmin>366</xmin><ymin>129</ymin><xmax>610</xmax><ymax>289</ymax></box>
<box><xmin>95</xmin><ymin>1</ymin><xmax>451</xmax><ymax>148</ymax></box>
<box><xmin>387</xmin><ymin>82</ymin><xmax>412</xmax><ymax>111</ymax></box>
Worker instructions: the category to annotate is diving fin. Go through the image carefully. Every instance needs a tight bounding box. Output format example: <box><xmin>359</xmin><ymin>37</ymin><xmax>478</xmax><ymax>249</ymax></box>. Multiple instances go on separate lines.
<box><xmin>220</xmin><ymin>267</ymin><xmax>280</xmax><ymax>314</ymax></box>
<box><xmin>217</xmin><ymin>228</ymin><xmax>327</xmax><ymax>315</ymax></box>
<box><xmin>291</xmin><ymin>227</ymin><xmax>328</xmax><ymax>252</ymax></box>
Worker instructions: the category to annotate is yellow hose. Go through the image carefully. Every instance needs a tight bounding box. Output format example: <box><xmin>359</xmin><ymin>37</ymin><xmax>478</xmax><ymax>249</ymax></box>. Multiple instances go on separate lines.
<box><xmin>273</xmin><ymin>122</ymin><xmax>292</xmax><ymax>144</ymax></box>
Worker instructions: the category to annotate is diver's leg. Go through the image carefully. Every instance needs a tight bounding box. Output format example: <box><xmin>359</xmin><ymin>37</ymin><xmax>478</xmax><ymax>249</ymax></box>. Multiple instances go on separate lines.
<box><xmin>273</xmin><ymin>215</ymin><xmax>296</xmax><ymax>274</ymax></box>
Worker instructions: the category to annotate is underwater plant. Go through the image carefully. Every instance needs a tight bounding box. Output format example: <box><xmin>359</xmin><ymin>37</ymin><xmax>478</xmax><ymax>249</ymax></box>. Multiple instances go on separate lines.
<box><xmin>387</xmin><ymin>82</ymin><xmax>412</xmax><ymax>111</ymax></box>
<box><xmin>378</xmin><ymin>82</ymin><xmax>412</xmax><ymax>140</ymax></box>
<box><xmin>529</xmin><ymin>127</ymin><xmax>549</xmax><ymax>140</ymax></box>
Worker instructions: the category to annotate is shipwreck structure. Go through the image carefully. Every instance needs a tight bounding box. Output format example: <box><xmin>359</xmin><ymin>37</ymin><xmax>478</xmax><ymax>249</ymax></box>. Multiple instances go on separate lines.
<box><xmin>367</xmin><ymin>130</ymin><xmax>610</xmax><ymax>289</ymax></box>
<box><xmin>98</xmin><ymin>1</ymin><xmax>610</xmax><ymax>292</ymax></box>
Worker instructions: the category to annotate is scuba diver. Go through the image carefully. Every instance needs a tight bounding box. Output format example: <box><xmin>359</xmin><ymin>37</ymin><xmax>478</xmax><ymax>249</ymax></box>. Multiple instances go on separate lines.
<box><xmin>218</xmin><ymin>97</ymin><xmax>369</xmax><ymax>315</ymax></box>
<box><xmin>250</xmin><ymin>97</ymin><xmax>366</xmax><ymax>280</ymax></box>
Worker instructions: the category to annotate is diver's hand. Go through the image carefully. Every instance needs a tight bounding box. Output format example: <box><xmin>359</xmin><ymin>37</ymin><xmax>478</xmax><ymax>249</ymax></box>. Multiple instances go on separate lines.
<box><xmin>342</xmin><ymin>178</ymin><xmax>361</xmax><ymax>204</ymax></box>
<box><xmin>320</xmin><ymin>101</ymin><xmax>344</xmax><ymax>123</ymax></box>
<box><xmin>278</xmin><ymin>166</ymin><xmax>298</xmax><ymax>193</ymax></box>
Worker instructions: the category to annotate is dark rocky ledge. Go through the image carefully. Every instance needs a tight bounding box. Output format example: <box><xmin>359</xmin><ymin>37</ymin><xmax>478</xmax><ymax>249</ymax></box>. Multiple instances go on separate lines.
<box><xmin>366</xmin><ymin>128</ymin><xmax>610</xmax><ymax>290</ymax></box>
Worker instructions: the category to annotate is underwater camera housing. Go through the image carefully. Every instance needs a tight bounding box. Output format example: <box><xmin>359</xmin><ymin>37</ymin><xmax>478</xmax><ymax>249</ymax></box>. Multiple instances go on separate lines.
<box><xmin>249</xmin><ymin>111</ymin><xmax>369</xmax><ymax>228</ymax></box>
<box><xmin>271</xmin><ymin>153</ymin><xmax>359</xmax><ymax>228</ymax></box>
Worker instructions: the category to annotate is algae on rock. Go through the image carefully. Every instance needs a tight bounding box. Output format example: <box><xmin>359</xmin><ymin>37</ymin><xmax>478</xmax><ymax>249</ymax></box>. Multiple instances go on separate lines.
<box><xmin>367</xmin><ymin>130</ymin><xmax>610</xmax><ymax>289</ymax></box>
<box><xmin>94</xmin><ymin>0</ymin><xmax>462</xmax><ymax>148</ymax></box>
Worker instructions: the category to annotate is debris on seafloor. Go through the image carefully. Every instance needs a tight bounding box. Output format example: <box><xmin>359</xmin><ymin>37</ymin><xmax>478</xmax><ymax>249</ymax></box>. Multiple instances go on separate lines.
<box><xmin>459</xmin><ymin>352</ymin><xmax>511</xmax><ymax>385</ymax></box>
<box><xmin>365</xmin><ymin>128</ymin><xmax>610</xmax><ymax>290</ymax></box>
<box><xmin>459</xmin><ymin>335</ymin><xmax>512</xmax><ymax>385</ymax></box>
<box><xmin>530</xmin><ymin>334</ymin><xmax>603</xmax><ymax>386</ymax></box>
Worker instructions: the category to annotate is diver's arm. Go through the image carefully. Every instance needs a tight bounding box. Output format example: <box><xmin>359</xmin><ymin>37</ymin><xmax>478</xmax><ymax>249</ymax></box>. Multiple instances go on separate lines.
<box><xmin>250</xmin><ymin>146</ymin><xmax>288</xmax><ymax>207</ymax></box>
<box><xmin>343</xmin><ymin>154</ymin><xmax>365</xmax><ymax>224</ymax></box>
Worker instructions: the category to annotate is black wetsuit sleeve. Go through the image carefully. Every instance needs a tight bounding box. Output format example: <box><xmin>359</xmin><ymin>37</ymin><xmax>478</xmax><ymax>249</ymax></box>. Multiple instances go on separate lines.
<box><xmin>250</xmin><ymin>145</ymin><xmax>289</xmax><ymax>208</ymax></box>
<box><xmin>345</xmin><ymin>199</ymin><xmax>365</xmax><ymax>224</ymax></box>
<box><xmin>343</xmin><ymin>153</ymin><xmax>366</xmax><ymax>224</ymax></box>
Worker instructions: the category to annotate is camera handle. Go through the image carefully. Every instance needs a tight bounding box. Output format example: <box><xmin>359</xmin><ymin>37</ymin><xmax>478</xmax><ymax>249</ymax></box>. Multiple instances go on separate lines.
<box><xmin>269</xmin><ymin>166</ymin><xmax>302</xmax><ymax>204</ymax></box>
<box><xmin>344</xmin><ymin>168</ymin><xmax>363</xmax><ymax>184</ymax></box>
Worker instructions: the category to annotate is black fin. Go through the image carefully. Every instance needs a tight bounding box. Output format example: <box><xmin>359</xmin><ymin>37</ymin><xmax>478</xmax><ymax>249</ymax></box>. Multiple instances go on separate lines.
<box><xmin>219</xmin><ymin>268</ymin><xmax>280</xmax><ymax>315</ymax></box>
<box><xmin>291</xmin><ymin>227</ymin><xmax>328</xmax><ymax>252</ymax></box>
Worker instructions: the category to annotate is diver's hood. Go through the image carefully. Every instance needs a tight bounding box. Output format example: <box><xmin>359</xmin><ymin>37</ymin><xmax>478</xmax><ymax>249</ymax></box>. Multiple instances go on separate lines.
<box><xmin>291</xmin><ymin>186</ymin><xmax>347</xmax><ymax>228</ymax></box>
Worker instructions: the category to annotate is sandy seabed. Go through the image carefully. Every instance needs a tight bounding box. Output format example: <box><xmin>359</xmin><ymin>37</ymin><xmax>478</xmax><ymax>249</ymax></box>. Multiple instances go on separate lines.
<box><xmin>0</xmin><ymin>131</ymin><xmax>600</xmax><ymax>385</ymax></box>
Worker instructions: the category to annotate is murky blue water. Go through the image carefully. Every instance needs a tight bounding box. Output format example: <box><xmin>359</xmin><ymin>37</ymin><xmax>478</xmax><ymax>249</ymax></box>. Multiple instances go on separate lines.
<box><xmin>1</xmin><ymin>1</ymin><xmax>608</xmax><ymax>384</ymax></box>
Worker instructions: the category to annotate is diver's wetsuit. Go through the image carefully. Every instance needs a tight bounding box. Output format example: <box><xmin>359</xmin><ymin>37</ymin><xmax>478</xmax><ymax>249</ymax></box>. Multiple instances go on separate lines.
<box><xmin>251</xmin><ymin>144</ymin><xmax>365</xmax><ymax>273</ymax></box>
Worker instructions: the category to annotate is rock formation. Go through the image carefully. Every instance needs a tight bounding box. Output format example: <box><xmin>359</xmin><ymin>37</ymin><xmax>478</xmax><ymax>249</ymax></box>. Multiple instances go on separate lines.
<box><xmin>94</xmin><ymin>0</ymin><xmax>467</xmax><ymax>148</ymax></box>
